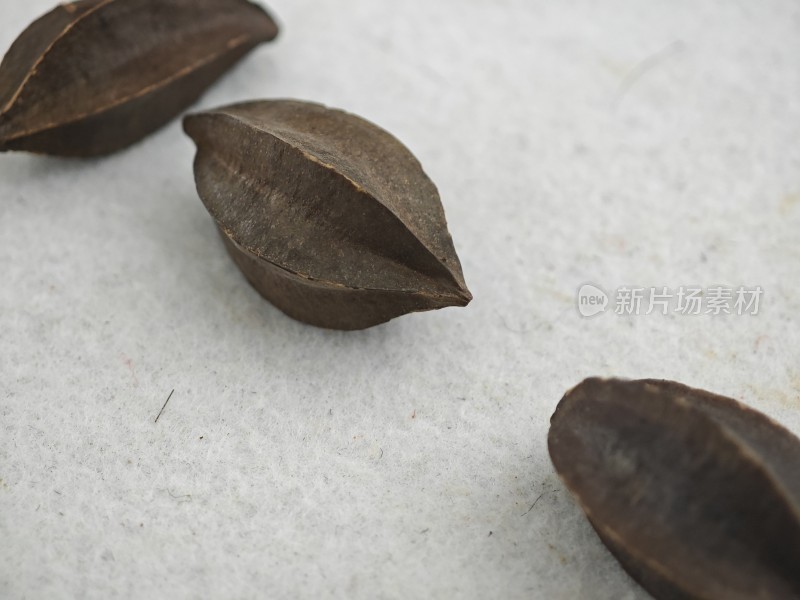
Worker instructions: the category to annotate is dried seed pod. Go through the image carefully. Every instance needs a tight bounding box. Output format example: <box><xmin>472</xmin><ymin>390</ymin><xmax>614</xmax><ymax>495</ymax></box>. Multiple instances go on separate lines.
<box><xmin>0</xmin><ymin>0</ymin><xmax>278</xmax><ymax>156</ymax></box>
<box><xmin>183</xmin><ymin>100</ymin><xmax>471</xmax><ymax>330</ymax></box>
<box><xmin>548</xmin><ymin>378</ymin><xmax>800</xmax><ymax>600</ymax></box>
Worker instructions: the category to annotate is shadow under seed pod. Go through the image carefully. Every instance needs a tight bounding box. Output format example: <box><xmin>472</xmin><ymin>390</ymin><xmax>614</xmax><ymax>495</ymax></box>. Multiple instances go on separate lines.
<box><xmin>548</xmin><ymin>378</ymin><xmax>800</xmax><ymax>600</ymax></box>
<box><xmin>183</xmin><ymin>99</ymin><xmax>472</xmax><ymax>330</ymax></box>
<box><xmin>0</xmin><ymin>0</ymin><xmax>279</xmax><ymax>156</ymax></box>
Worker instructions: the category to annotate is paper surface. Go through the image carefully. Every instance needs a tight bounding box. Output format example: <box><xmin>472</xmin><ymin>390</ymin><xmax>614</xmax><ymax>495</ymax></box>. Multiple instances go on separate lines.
<box><xmin>1</xmin><ymin>1</ymin><xmax>799</xmax><ymax>598</ymax></box>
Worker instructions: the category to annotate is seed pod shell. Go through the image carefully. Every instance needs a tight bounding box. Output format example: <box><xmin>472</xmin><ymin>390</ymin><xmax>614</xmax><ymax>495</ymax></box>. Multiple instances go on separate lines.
<box><xmin>0</xmin><ymin>0</ymin><xmax>279</xmax><ymax>156</ymax></box>
<box><xmin>548</xmin><ymin>377</ymin><xmax>800</xmax><ymax>600</ymax></box>
<box><xmin>183</xmin><ymin>99</ymin><xmax>472</xmax><ymax>330</ymax></box>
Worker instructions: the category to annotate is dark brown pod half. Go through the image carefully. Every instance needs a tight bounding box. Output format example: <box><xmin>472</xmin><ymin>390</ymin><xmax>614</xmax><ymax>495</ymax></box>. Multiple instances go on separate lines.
<box><xmin>548</xmin><ymin>378</ymin><xmax>800</xmax><ymax>600</ymax></box>
<box><xmin>183</xmin><ymin>100</ymin><xmax>472</xmax><ymax>330</ymax></box>
<box><xmin>0</xmin><ymin>0</ymin><xmax>278</xmax><ymax>156</ymax></box>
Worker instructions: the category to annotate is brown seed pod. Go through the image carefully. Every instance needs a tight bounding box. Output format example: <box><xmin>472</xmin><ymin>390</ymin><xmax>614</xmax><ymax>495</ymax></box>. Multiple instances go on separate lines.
<box><xmin>0</xmin><ymin>0</ymin><xmax>278</xmax><ymax>156</ymax></box>
<box><xmin>548</xmin><ymin>378</ymin><xmax>800</xmax><ymax>600</ymax></box>
<box><xmin>183</xmin><ymin>100</ymin><xmax>472</xmax><ymax>330</ymax></box>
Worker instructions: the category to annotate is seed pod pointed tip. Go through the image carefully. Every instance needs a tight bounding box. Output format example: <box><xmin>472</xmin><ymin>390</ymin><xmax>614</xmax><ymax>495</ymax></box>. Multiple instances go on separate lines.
<box><xmin>448</xmin><ymin>286</ymin><xmax>473</xmax><ymax>307</ymax></box>
<box><xmin>423</xmin><ymin>287</ymin><xmax>472</xmax><ymax>311</ymax></box>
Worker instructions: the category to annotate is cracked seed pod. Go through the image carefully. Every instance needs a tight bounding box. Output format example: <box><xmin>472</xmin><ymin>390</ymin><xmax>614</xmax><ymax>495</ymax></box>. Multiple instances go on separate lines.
<box><xmin>0</xmin><ymin>0</ymin><xmax>278</xmax><ymax>156</ymax></box>
<box><xmin>183</xmin><ymin>100</ymin><xmax>472</xmax><ymax>330</ymax></box>
<box><xmin>548</xmin><ymin>378</ymin><xmax>800</xmax><ymax>600</ymax></box>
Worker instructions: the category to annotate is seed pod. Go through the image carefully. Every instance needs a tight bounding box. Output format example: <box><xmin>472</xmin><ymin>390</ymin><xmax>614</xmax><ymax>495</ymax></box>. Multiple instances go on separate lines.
<box><xmin>548</xmin><ymin>378</ymin><xmax>800</xmax><ymax>600</ymax></box>
<box><xmin>183</xmin><ymin>100</ymin><xmax>472</xmax><ymax>330</ymax></box>
<box><xmin>0</xmin><ymin>0</ymin><xmax>278</xmax><ymax>156</ymax></box>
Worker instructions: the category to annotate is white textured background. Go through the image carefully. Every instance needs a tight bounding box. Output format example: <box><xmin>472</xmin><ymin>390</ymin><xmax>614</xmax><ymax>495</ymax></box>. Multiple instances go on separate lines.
<box><xmin>1</xmin><ymin>1</ymin><xmax>799</xmax><ymax>598</ymax></box>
